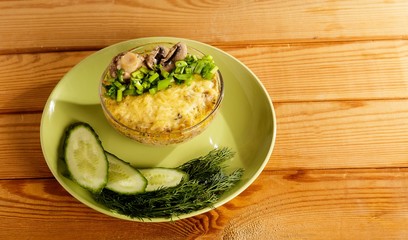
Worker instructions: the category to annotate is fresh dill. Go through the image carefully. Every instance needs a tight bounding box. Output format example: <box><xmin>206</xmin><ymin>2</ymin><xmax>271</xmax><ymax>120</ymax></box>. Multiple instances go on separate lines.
<box><xmin>94</xmin><ymin>147</ymin><xmax>244</xmax><ymax>220</ymax></box>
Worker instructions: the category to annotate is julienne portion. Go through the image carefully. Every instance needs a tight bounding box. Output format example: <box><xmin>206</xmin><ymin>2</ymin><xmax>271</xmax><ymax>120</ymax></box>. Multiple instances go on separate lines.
<box><xmin>100</xmin><ymin>42</ymin><xmax>224</xmax><ymax>145</ymax></box>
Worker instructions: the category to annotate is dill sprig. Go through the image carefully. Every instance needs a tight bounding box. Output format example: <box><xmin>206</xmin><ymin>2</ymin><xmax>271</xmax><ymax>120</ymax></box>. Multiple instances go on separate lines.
<box><xmin>93</xmin><ymin>147</ymin><xmax>244</xmax><ymax>220</ymax></box>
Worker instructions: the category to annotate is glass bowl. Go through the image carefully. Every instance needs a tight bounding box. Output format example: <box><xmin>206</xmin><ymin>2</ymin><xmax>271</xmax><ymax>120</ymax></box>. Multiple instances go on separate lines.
<box><xmin>99</xmin><ymin>42</ymin><xmax>224</xmax><ymax>145</ymax></box>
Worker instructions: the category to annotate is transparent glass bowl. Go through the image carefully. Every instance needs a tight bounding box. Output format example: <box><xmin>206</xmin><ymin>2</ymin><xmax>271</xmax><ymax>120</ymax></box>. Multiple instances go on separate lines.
<box><xmin>99</xmin><ymin>42</ymin><xmax>224</xmax><ymax>146</ymax></box>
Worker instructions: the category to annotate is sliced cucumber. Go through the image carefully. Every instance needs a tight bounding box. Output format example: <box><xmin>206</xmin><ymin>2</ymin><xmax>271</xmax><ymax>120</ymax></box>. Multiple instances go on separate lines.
<box><xmin>138</xmin><ymin>168</ymin><xmax>188</xmax><ymax>192</ymax></box>
<box><xmin>105</xmin><ymin>153</ymin><xmax>147</xmax><ymax>194</ymax></box>
<box><xmin>63</xmin><ymin>122</ymin><xmax>108</xmax><ymax>193</ymax></box>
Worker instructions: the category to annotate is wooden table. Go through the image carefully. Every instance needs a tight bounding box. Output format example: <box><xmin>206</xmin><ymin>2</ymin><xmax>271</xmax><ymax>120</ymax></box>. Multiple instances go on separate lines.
<box><xmin>2</xmin><ymin>1</ymin><xmax>408</xmax><ymax>239</ymax></box>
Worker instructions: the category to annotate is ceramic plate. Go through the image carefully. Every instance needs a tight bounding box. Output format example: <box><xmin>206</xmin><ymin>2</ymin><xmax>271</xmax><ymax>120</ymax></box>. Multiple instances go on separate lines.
<box><xmin>40</xmin><ymin>37</ymin><xmax>276</xmax><ymax>222</ymax></box>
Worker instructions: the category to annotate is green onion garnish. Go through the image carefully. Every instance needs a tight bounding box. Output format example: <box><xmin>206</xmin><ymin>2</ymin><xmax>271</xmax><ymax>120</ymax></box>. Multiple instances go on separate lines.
<box><xmin>103</xmin><ymin>52</ymin><xmax>218</xmax><ymax>102</ymax></box>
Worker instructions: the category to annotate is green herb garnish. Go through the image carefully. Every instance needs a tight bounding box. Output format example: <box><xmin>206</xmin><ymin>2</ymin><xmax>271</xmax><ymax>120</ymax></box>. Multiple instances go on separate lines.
<box><xmin>94</xmin><ymin>148</ymin><xmax>244</xmax><ymax>220</ymax></box>
<box><xmin>103</xmin><ymin>52</ymin><xmax>219</xmax><ymax>102</ymax></box>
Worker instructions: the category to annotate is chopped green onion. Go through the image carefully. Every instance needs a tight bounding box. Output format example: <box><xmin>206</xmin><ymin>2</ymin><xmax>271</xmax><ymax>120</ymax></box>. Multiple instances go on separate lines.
<box><xmin>116</xmin><ymin>89</ymin><xmax>123</xmax><ymax>102</ymax></box>
<box><xmin>201</xmin><ymin>64</ymin><xmax>212</xmax><ymax>74</ymax></box>
<box><xmin>157</xmin><ymin>79</ymin><xmax>171</xmax><ymax>91</ymax></box>
<box><xmin>106</xmin><ymin>86</ymin><xmax>117</xmax><ymax>98</ymax></box>
<box><xmin>175</xmin><ymin>61</ymin><xmax>188</xmax><ymax>68</ymax></box>
<box><xmin>202</xmin><ymin>65</ymin><xmax>218</xmax><ymax>79</ymax></box>
<box><xmin>139</xmin><ymin>67</ymin><xmax>149</xmax><ymax>74</ymax></box>
<box><xmin>148</xmin><ymin>72</ymin><xmax>159</xmax><ymax>82</ymax></box>
<box><xmin>149</xmin><ymin>87</ymin><xmax>157</xmax><ymax>95</ymax></box>
<box><xmin>174</xmin><ymin>66</ymin><xmax>184</xmax><ymax>74</ymax></box>
<box><xmin>210</xmin><ymin>66</ymin><xmax>219</xmax><ymax>74</ymax></box>
<box><xmin>174</xmin><ymin>73</ymin><xmax>193</xmax><ymax>81</ymax></box>
<box><xmin>185</xmin><ymin>67</ymin><xmax>193</xmax><ymax>74</ymax></box>
<box><xmin>202</xmin><ymin>55</ymin><xmax>213</xmax><ymax>61</ymax></box>
<box><xmin>117</xmin><ymin>69</ymin><xmax>124</xmax><ymax>82</ymax></box>
<box><xmin>194</xmin><ymin>61</ymin><xmax>206</xmax><ymax>74</ymax></box>
<box><xmin>184</xmin><ymin>54</ymin><xmax>198</xmax><ymax>64</ymax></box>
<box><xmin>106</xmin><ymin>77</ymin><xmax>115</xmax><ymax>83</ymax></box>
<box><xmin>135</xmin><ymin>81</ymin><xmax>143</xmax><ymax>91</ymax></box>
<box><xmin>124</xmin><ymin>89</ymin><xmax>136</xmax><ymax>96</ymax></box>
<box><xmin>160</xmin><ymin>68</ymin><xmax>170</xmax><ymax>78</ymax></box>
<box><xmin>113</xmin><ymin>81</ymin><xmax>123</xmax><ymax>88</ymax></box>
<box><xmin>203</xmin><ymin>72</ymin><xmax>214</xmax><ymax>80</ymax></box>
<box><xmin>103</xmin><ymin>50</ymin><xmax>218</xmax><ymax>101</ymax></box>
<box><xmin>142</xmin><ymin>81</ymin><xmax>151</xmax><ymax>89</ymax></box>
<box><xmin>131</xmin><ymin>70</ymin><xmax>145</xmax><ymax>79</ymax></box>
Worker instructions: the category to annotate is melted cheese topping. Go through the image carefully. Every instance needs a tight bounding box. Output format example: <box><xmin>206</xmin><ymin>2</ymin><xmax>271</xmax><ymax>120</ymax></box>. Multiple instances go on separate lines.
<box><xmin>104</xmin><ymin>76</ymin><xmax>219</xmax><ymax>133</ymax></box>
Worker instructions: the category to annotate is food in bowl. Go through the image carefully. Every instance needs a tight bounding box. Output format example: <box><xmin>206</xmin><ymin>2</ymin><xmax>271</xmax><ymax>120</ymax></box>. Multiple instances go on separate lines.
<box><xmin>100</xmin><ymin>42</ymin><xmax>223</xmax><ymax>145</ymax></box>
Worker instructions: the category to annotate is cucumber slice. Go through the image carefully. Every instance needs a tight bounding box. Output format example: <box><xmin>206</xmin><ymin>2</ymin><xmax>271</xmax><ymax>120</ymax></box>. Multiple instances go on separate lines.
<box><xmin>138</xmin><ymin>168</ymin><xmax>188</xmax><ymax>192</ymax></box>
<box><xmin>63</xmin><ymin>122</ymin><xmax>108</xmax><ymax>193</ymax></box>
<box><xmin>105</xmin><ymin>153</ymin><xmax>147</xmax><ymax>194</ymax></box>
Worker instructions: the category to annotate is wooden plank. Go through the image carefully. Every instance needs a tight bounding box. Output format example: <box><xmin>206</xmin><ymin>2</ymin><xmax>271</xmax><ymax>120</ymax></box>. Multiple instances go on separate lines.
<box><xmin>1</xmin><ymin>0</ymin><xmax>408</xmax><ymax>53</ymax></box>
<box><xmin>1</xmin><ymin>169</ymin><xmax>408</xmax><ymax>239</ymax></box>
<box><xmin>1</xmin><ymin>40</ymin><xmax>408</xmax><ymax>113</ymax></box>
<box><xmin>2</xmin><ymin>100</ymin><xmax>408</xmax><ymax>179</ymax></box>
<box><xmin>0</xmin><ymin>113</ymin><xmax>51</xmax><ymax>179</ymax></box>
<box><xmin>272</xmin><ymin>100</ymin><xmax>408</xmax><ymax>170</ymax></box>
<box><xmin>233</xmin><ymin>40</ymin><xmax>408</xmax><ymax>102</ymax></box>
<box><xmin>0</xmin><ymin>51</ymin><xmax>92</xmax><ymax>113</ymax></box>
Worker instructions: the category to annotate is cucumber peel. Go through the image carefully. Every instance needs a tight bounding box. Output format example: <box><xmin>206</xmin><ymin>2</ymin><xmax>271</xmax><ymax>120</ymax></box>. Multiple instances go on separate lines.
<box><xmin>63</xmin><ymin>122</ymin><xmax>108</xmax><ymax>193</ymax></box>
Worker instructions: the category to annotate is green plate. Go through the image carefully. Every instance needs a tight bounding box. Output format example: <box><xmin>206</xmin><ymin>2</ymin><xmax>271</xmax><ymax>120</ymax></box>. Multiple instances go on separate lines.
<box><xmin>40</xmin><ymin>37</ymin><xmax>276</xmax><ymax>222</ymax></box>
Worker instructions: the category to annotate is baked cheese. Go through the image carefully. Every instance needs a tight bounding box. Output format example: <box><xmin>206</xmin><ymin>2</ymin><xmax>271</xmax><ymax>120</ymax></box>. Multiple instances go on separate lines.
<box><xmin>104</xmin><ymin>75</ymin><xmax>219</xmax><ymax>133</ymax></box>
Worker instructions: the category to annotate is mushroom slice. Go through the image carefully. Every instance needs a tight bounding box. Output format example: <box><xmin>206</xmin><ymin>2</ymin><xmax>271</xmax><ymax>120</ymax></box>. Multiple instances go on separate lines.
<box><xmin>108</xmin><ymin>52</ymin><xmax>126</xmax><ymax>78</ymax></box>
<box><xmin>118</xmin><ymin>52</ymin><xmax>144</xmax><ymax>77</ymax></box>
<box><xmin>160</xmin><ymin>42</ymin><xmax>188</xmax><ymax>72</ymax></box>
<box><xmin>145</xmin><ymin>46</ymin><xmax>169</xmax><ymax>70</ymax></box>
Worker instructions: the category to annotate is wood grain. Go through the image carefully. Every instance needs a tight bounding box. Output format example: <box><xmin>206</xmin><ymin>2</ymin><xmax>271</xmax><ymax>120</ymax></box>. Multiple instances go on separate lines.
<box><xmin>1</xmin><ymin>169</ymin><xmax>408</xmax><ymax>239</ymax></box>
<box><xmin>1</xmin><ymin>40</ymin><xmax>408</xmax><ymax>113</ymax></box>
<box><xmin>1</xmin><ymin>0</ymin><xmax>408</xmax><ymax>54</ymax></box>
<box><xmin>0</xmin><ymin>113</ymin><xmax>51</xmax><ymax>179</ymax></box>
<box><xmin>236</xmin><ymin>40</ymin><xmax>408</xmax><ymax>102</ymax></box>
<box><xmin>0</xmin><ymin>52</ymin><xmax>92</xmax><ymax>113</ymax></box>
<box><xmin>2</xmin><ymin>99</ymin><xmax>408</xmax><ymax>179</ymax></box>
<box><xmin>2</xmin><ymin>1</ymin><xmax>408</xmax><ymax>238</ymax></box>
<box><xmin>273</xmin><ymin>100</ymin><xmax>408</xmax><ymax>169</ymax></box>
